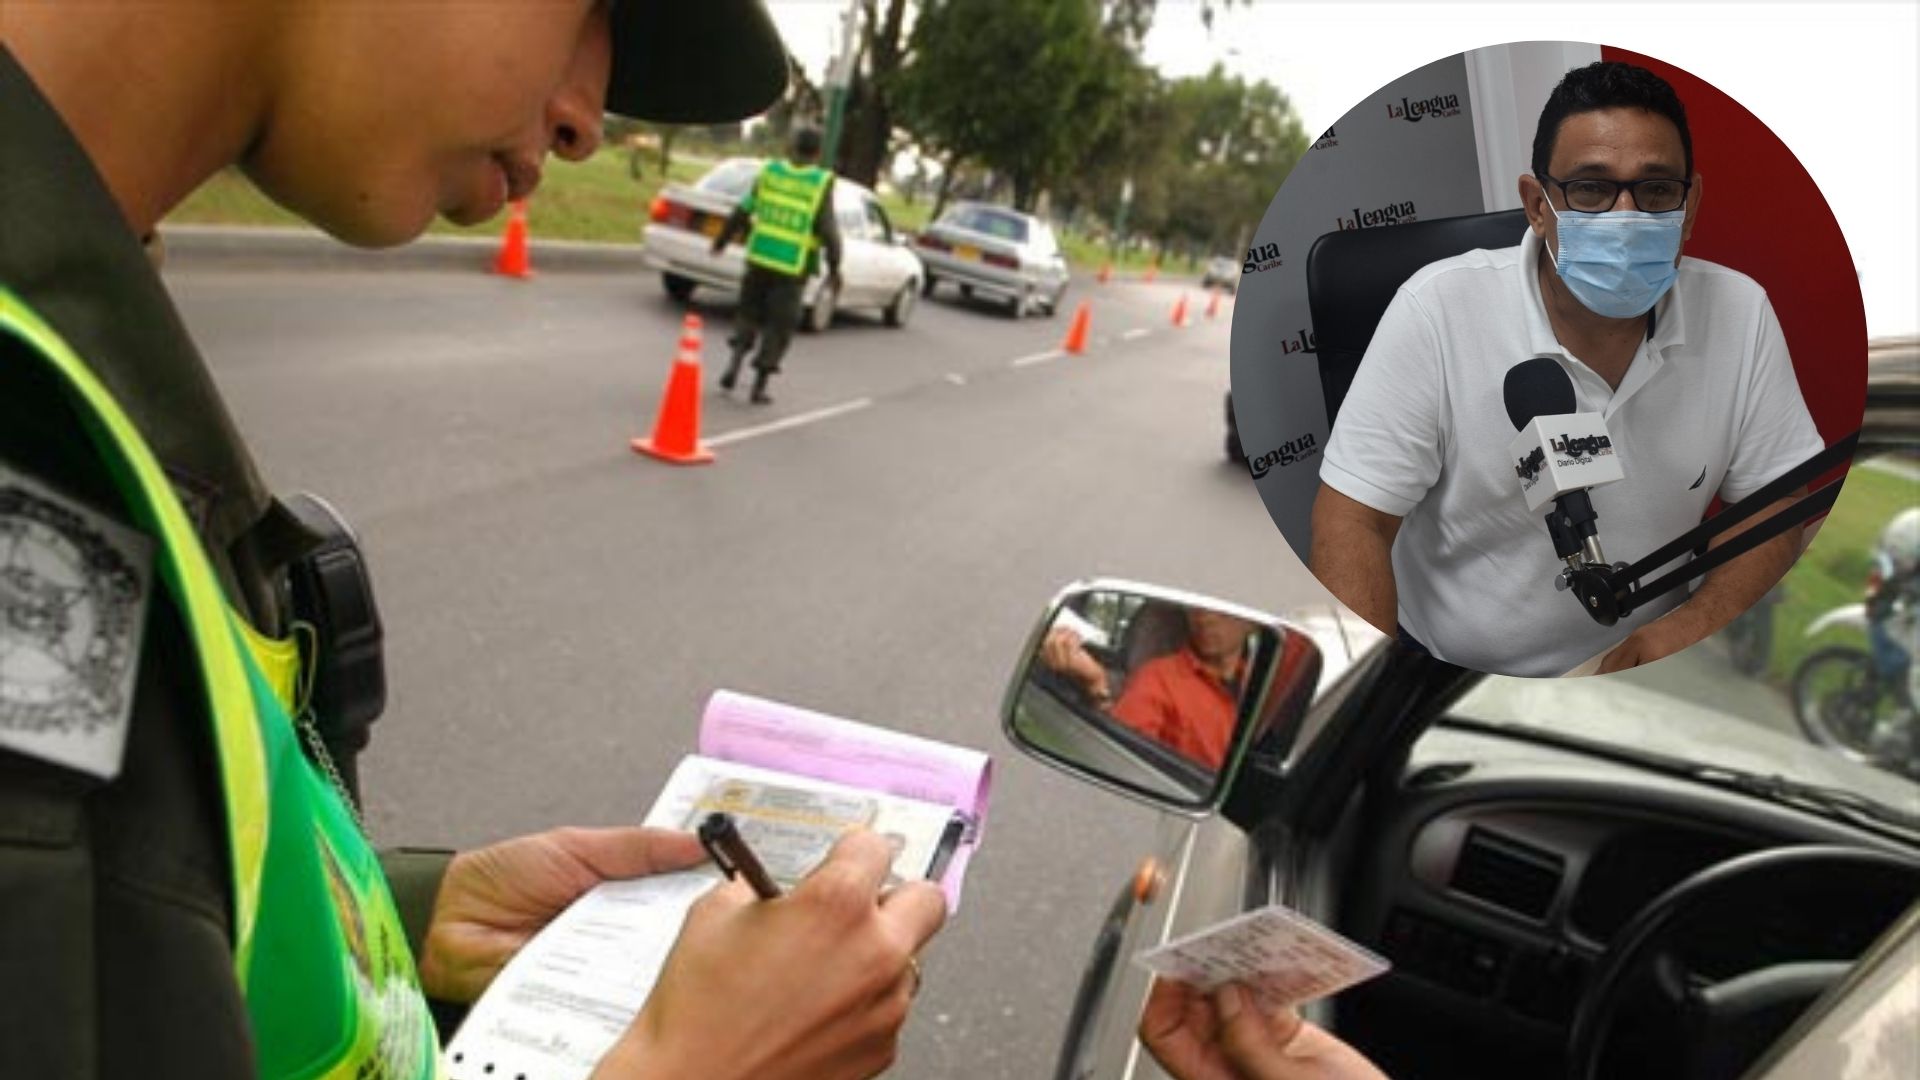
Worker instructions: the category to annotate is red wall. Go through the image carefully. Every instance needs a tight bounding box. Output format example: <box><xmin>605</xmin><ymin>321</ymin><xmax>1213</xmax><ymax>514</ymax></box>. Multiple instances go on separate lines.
<box><xmin>1601</xmin><ymin>46</ymin><xmax>1866</xmax><ymax>493</ymax></box>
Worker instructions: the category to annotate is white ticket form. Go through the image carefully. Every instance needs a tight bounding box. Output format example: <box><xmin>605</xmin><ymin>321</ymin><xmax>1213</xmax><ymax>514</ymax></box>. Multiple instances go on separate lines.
<box><xmin>443</xmin><ymin>755</ymin><xmax>956</xmax><ymax>1080</ymax></box>
<box><xmin>1133</xmin><ymin>903</ymin><xmax>1390</xmax><ymax>1013</ymax></box>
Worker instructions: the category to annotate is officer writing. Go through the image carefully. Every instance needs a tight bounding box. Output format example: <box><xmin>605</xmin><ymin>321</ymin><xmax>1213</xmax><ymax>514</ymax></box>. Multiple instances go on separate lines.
<box><xmin>0</xmin><ymin>3</ymin><xmax>943</xmax><ymax>1078</ymax></box>
<box><xmin>711</xmin><ymin>125</ymin><xmax>844</xmax><ymax>405</ymax></box>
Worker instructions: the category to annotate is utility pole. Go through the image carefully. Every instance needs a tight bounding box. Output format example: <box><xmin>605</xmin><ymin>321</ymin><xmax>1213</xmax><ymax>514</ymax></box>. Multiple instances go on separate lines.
<box><xmin>821</xmin><ymin>0</ymin><xmax>863</xmax><ymax>172</ymax></box>
<box><xmin>1110</xmin><ymin>177</ymin><xmax>1134</xmax><ymax>260</ymax></box>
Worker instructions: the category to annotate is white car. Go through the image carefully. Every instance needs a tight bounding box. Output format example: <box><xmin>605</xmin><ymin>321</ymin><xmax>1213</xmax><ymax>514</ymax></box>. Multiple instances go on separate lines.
<box><xmin>911</xmin><ymin>201</ymin><xmax>1071</xmax><ymax>318</ymax></box>
<box><xmin>639</xmin><ymin>157</ymin><xmax>924</xmax><ymax>332</ymax></box>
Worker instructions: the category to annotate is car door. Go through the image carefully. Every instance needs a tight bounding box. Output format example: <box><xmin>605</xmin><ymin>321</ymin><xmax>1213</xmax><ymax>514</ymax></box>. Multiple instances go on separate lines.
<box><xmin>863</xmin><ymin>197</ymin><xmax>914</xmax><ymax>303</ymax></box>
<box><xmin>832</xmin><ymin>190</ymin><xmax>879</xmax><ymax>306</ymax></box>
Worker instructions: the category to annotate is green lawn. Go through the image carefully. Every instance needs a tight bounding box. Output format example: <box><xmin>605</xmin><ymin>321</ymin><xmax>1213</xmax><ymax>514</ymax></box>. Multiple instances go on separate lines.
<box><xmin>1764</xmin><ymin>460</ymin><xmax>1920</xmax><ymax>680</ymax></box>
<box><xmin>165</xmin><ymin>148</ymin><xmax>710</xmax><ymax>243</ymax></box>
<box><xmin>165</xmin><ymin>149</ymin><xmax>1191</xmax><ymax>274</ymax></box>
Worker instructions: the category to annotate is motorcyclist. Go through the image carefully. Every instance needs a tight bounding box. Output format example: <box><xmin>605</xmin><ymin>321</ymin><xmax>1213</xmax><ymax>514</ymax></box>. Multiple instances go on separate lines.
<box><xmin>1867</xmin><ymin>507</ymin><xmax>1920</xmax><ymax>710</ymax></box>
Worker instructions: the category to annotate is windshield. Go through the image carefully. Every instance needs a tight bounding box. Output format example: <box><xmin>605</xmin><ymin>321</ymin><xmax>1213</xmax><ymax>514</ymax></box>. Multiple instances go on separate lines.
<box><xmin>1446</xmin><ymin>435</ymin><xmax>1920</xmax><ymax>827</ymax></box>
<box><xmin>939</xmin><ymin>205</ymin><xmax>1030</xmax><ymax>244</ymax></box>
<box><xmin>696</xmin><ymin>158</ymin><xmax>762</xmax><ymax>199</ymax></box>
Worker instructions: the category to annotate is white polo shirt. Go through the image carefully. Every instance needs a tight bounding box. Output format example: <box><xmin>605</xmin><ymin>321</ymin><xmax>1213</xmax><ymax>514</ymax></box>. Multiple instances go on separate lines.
<box><xmin>1319</xmin><ymin>226</ymin><xmax>1824</xmax><ymax>677</ymax></box>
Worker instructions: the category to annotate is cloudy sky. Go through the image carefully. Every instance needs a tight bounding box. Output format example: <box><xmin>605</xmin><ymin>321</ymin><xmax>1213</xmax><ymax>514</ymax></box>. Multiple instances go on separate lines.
<box><xmin>768</xmin><ymin>2</ymin><xmax>1915</xmax><ymax>338</ymax></box>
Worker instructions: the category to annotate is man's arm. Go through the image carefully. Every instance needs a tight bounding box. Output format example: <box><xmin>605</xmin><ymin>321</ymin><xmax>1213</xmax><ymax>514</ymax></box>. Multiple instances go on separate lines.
<box><xmin>711</xmin><ymin>206</ymin><xmax>751</xmax><ymax>253</ymax></box>
<box><xmin>1598</xmin><ymin>490</ymin><xmax>1804</xmax><ymax>673</ymax></box>
<box><xmin>1310</xmin><ymin>482</ymin><xmax>1404</xmax><ymax>635</ymax></box>
<box><xmin>814</xmin><ymin>177</ymin><xmax>843</xmax><ymax>278</ymax></box>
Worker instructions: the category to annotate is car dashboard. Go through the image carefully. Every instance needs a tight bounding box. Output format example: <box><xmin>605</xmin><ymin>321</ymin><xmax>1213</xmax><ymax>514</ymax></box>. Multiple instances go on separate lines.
<box><xmin>1329</xmin><ymin>722</ymin><xmax>1916</xmax><ymax>1080</ymax></box>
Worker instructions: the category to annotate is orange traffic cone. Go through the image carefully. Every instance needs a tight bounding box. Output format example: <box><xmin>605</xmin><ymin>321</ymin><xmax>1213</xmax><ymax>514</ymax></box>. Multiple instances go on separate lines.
<box><xmin>631</xmin><ymin>313</ymin><xmax>715</xmax><ymax>465</ymax></box>
<box><xmin>1170</xmin><ymin>293</ymin><xmax>1189</xmax><ymax>328</ymax></box>
<box><xmin>492</xmin><ymin>199</ymin><xmax>532</xmax><ymax>279</ymax></box>
<box><xmin>1062</xmin><ymin>300</ymin><xmax>1092</xmax><ymax>354</ymax></box>
<box><xmin>1096</xmin><ymin>263</ymin><xmax>1111</xmax><ymax>285</ymax></box>
<box><xmin>1205</xmin><ymin>287</ymin><xmax>1222</xmax><ymax>319</ymax></box>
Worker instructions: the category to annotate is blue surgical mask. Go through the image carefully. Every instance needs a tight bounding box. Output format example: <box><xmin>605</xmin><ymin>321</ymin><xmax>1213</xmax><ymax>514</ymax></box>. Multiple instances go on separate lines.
<box><xmin>1546</xmin><ymin>201</ymin><xmax>1684</xmax><ymax>319</ymax></box>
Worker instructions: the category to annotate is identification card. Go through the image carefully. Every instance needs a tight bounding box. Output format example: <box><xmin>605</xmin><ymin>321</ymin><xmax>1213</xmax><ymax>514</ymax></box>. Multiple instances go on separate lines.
<box><xmin>1133</xmin><ymin>902</ymin><xmax>1389</xmax><ymax>1013</ymax></box>
<box><xmin>687</xmin><ymin>777</ymin><xmax>877</xmax><ymax>887</ymax></box>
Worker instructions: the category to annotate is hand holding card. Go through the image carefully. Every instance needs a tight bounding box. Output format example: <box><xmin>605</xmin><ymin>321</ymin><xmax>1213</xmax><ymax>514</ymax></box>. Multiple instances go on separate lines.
<box><xmin>1133</xmin><ymin>902</ymin><xmax>1389</xmax><ymax>1014</ymax></box>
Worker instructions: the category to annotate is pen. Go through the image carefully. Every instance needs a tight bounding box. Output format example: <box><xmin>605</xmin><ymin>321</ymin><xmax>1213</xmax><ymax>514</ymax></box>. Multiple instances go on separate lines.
<box><xmin>698</xmin><ymin>811</ymin><xmax>783</xmax><ymax>900</ymax></box>
<box><xmin>925</xmin><ymin>812</ymin><xmax>967</xmax><ymax>883</ymax></box>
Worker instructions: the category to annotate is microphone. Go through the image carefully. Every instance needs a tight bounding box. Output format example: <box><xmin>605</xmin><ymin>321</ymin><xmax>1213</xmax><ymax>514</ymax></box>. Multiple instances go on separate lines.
<box><xmin>1502</xmin><ymin>358</ymin><xmax>1626</xmax><ymax>616</ymax></box>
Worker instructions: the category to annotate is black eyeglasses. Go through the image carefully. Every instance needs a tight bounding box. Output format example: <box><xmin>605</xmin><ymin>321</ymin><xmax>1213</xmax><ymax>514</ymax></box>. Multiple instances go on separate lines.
<box><xmin>1537</xmin><ymin>173</ymin><xmax>1692</xmax><ymax>214</ymax></box>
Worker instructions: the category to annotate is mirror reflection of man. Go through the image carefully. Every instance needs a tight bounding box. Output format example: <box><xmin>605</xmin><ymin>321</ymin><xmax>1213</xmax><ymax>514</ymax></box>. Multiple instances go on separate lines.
<box><xmin>1311</xmin><ymin>61</ymin><xmax>1821</xmax><ymax>678</ymax></box>
<box><xmin>1041</xmin><ymin>609</ymin><xmax>1254</xmax><ymax>769</ymax></box>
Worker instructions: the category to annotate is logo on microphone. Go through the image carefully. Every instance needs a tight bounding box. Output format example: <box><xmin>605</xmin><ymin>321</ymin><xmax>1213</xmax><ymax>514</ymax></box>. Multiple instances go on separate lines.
<box><xmin>1514</xmin><ymin>446</ymin><xmax>1547</xmax><ymax>486</ymax></box>
<box><xmin>1243</xmin><ymin>242</ymin><xmax>1284</xmax><ymax>275</ymax></box>
<box><xmin>1249</xmin><ymin>432</ymin><xmax>1320</xmax><ymax>479</ymax></box>
<box><xmin>1385</xmin><ymin>92</ymin><xmax>1462</xmax><ymax>123</ymax></box>
<box><xmin>1279</xmin><ymin>327</ymin><xmax>1317</xmax><ymax>355</ymax></box>
<box><xmin>1549</xmin><ymin>433</ymin><xmax>1614</xmax><ymax>462</ymax></box>
<box><xmin>1336</xmin><ymin>199</ymin><xmax>1418</xmax><ymax>231</ymax></box>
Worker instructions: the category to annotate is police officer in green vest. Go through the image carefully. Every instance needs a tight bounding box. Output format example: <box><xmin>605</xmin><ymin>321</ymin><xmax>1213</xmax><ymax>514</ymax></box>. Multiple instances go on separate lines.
<box><xmin>0</xmin><ymin>4</ymin><xmax>944</xmax><ymax>1079</ymax></box>
<box><xmin>711</xmin><ymin>126</ymin><xmax>844</xmax><ymax>405</ymax></box>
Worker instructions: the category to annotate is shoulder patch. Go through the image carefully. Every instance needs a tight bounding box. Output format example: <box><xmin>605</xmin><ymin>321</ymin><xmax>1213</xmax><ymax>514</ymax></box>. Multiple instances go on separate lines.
<box><xmin>0</xmin><ymin>462</ymin><xmax>152</xmax><ymax>780</ymax></box>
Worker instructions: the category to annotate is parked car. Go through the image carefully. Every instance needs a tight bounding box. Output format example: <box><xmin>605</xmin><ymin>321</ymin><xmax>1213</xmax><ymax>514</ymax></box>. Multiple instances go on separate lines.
<box><xmin>911</xmin><ymin>201</ymin><xmax>1070</xmax><ymax>318</ymax></box>
<box><xmin>639</xmin><ymin>157</ymin><xmax>924</xmax><ymax>331</ymax></box>
<box><xmin>1004</xmin><ymin>579</ymin><xmax>1920</xmax><ymax>1080</ymax></box>
<box><xmin>1202</xmin><ymin>255</ymin><xmax>1240</xmax><ymax>294</ymax></box>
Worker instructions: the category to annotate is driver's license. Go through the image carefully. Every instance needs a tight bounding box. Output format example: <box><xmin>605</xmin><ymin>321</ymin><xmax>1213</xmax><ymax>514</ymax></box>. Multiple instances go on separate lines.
<box><xmin>1133</xmin><ymin>902</ymin><xmax>1390</xmax><ymax>1012</ymax></box>
<box><xmin>688</xmin><ymin>778</ymin><xmax>878</xmax><ymax>885</ymax></box>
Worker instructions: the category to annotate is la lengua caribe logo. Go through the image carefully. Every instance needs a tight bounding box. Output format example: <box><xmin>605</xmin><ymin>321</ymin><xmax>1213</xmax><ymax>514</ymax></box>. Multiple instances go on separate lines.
<box><xmin>1385</xmin><ymin>91</ymin><xmax>1462</xmax><ymax>123</ymax></box>
<box><xmin>1336</xmin><ymin>199</ymin><xmax>1418</xmax><ymax>231</ymax></box>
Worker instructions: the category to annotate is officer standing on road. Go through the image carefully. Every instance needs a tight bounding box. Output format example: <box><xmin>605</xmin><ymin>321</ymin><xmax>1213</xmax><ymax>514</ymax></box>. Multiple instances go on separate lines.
<box><xmin>0</xmin><ymin>3</ymin><xmax>944</xmax><ymax>1079</ymax></box>
<box><xmin>711</xmin><ymin>125</ymin><xmax>844</xmax><ymax>405</ymax></box>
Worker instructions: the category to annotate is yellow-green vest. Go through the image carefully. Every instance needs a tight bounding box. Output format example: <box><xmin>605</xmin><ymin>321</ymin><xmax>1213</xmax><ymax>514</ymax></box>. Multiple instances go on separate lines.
<box><xmin>0</xmin><ymin>288</ymin><xmax>444</xmax><ymax>1080</ymax></box>
<box><xmin>744</xmin><ymin>158</ymin><xmax>833</xmax><ymax>277</ymax></box>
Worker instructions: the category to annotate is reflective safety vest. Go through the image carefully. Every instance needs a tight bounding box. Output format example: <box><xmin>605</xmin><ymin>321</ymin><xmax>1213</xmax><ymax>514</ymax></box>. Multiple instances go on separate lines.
<box><xmin>744</xmin><ymin>158</ymin><xmax>833</xmax><ymax>277</ymax></box>
<box><xmin>0</xmin><ymin>288</ymin><xmax>444</xmax><ymax>1080</ymax></box>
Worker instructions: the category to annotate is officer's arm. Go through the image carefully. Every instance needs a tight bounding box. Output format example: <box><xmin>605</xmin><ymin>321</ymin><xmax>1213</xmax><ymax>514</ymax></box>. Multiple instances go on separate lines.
<box><xmin>815</xmin><ymin>177</ymin><xmax>843</xmax><ymax>276</ymax></box>
<box><xmin>712</xmin><ymin>206</ymin><xmax>750</xmax><ymax>251</ymax></box>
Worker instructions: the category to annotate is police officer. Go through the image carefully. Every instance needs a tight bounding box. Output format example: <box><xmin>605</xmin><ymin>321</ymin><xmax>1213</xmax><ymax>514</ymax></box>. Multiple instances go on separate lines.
<box><xmin>712</xmin><ymin>125</ymin><xmax>844</xmax><ymax>405</ymax></box>
<box><xmin>0</xmin><ymin>4</ymin><xmax>944</xmax><ymax>1078</ymax></box>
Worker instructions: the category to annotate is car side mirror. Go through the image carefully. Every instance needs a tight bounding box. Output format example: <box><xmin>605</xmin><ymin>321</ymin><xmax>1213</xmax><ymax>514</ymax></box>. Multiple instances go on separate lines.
<box><xmin>1001</xmin><ymin>579</ymin><xmax>1322</xmax><ymax>815</ymax></box>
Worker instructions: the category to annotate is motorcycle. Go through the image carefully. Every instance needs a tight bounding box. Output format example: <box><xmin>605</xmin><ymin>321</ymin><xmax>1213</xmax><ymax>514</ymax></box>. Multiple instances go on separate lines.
<box><xmin>1789</xmin><ymin>599</ymin><xmax>1918</xmax><ymax>779</ymax></box>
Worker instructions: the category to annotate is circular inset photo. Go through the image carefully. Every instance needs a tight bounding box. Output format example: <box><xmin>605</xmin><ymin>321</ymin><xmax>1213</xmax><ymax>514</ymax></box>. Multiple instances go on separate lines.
<box><xmin>1229</xmin><ymin>42</ymin><xmax>1867</xmax><ymax>678</ymax></box>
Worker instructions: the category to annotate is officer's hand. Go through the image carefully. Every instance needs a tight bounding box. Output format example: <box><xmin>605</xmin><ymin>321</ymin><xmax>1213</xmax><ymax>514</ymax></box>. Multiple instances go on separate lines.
<box><xmin>1139</xmin><ymin>979</ymin><xmax>1390</xmax><ymax>1080</ymax></box>
<box><xmin>593</xmin><ymin>829</ymin><xmax>947</xmax><ymax>1080</ymax></box>
<box><xmin>418</xmin><ymin>827</ymin><xmax>706</xmax><ymax>1003</ymax></box>
<box><xmin>827</xmin><ymin>269</ymin><xmax>844</xmax><ymax>292</ymax></box>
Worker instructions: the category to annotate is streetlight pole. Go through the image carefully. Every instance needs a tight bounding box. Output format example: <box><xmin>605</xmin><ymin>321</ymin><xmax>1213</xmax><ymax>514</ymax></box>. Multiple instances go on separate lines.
<box><xmin>821</xmin><ymin>0</ymin><xmax>863</xmax><ymax>172</ymax></box>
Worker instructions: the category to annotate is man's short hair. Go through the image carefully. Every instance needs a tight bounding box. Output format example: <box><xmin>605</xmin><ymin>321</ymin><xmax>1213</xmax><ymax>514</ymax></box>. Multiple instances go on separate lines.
<box><xmin>790</xmin><ymin>125</ymin><xmax>823</xmax><ymax>161</ymax></box>
<box><xmin>1531</xmin><ymin>61</ymin><xmax>1693</xmax><ymax>179</ymax></box>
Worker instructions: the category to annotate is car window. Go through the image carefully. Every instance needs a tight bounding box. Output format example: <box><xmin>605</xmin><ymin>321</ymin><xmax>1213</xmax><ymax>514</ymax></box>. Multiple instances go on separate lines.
<box><xmin>838</xmin><ymin>201</ymin><xmax>871</xmax><ymax>241</ymax></box>
<box><xmin>864</xmin><ymin>199</ymin><xmax>894</xmax><ymax>244</ymax></box>
<box><xmin>940</xmin><ymin>205</ymin><xmax>1030</xmax><ymax>244</ymax></box>
<box><xmin>697</xmin><ymin>158</ymin><xmax>762</xmax><ymax>199</ymax></box>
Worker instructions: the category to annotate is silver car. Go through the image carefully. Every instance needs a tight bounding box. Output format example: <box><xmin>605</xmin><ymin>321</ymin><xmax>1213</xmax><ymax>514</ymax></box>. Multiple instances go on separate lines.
<box><xmin>639</xmin><ymin>157</ymin><xmax>925</xmax><ymax>332</ymax></box>
<box><xmin>911</xmin><ymin>201</ymin><xmax>1070</xmax><ymax>318</ymax></box>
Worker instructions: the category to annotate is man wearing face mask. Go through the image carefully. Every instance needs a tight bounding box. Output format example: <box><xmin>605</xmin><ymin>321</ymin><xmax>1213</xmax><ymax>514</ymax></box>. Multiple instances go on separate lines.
<box><xmin>1311</xmin><ymin>61</ymin><xmax>1822</xmax><ymax>678</ymax></box>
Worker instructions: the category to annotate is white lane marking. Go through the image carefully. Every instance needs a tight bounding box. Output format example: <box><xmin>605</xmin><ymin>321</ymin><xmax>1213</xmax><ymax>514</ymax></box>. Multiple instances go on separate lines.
<box><xmin>945</xmin><ymin>373</ymin><xmax>968</xmax><ymax>386</ymax></box>
<box><xmin>705</xmin><ymin>397</ymin><xmax>875</xmax><ymax>447</ymax></box>
<box><xmin>1121</xmin><ymin>328</ymin><xmax>1151</xmax><ymax>341</ymax></box>
<box><xmin>1011</xmin><ymin>349</ymin><xmax>1064</xmax><ymax>368</ymax></box>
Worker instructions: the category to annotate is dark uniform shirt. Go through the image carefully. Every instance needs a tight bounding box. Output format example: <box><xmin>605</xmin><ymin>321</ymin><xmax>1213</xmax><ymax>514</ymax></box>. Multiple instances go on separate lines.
<box><xmin>0</xmin><ymin>45</ymin><xmax>450</xmax><ymax>1078</ymax></box>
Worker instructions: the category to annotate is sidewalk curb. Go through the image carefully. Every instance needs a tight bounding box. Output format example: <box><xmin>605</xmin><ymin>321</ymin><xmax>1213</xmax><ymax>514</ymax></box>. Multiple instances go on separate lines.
<box><xmin>157</xmin><ymin>225</ymin><xmax>651</xmax><ymax>274</ymax></box>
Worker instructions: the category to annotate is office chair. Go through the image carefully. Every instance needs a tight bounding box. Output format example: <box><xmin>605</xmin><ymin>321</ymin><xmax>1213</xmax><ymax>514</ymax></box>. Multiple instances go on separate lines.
<box><xmin>1307</xmin><ymin>208</ymin><xmax>1529</xmax><ymax>426</ymax></box>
